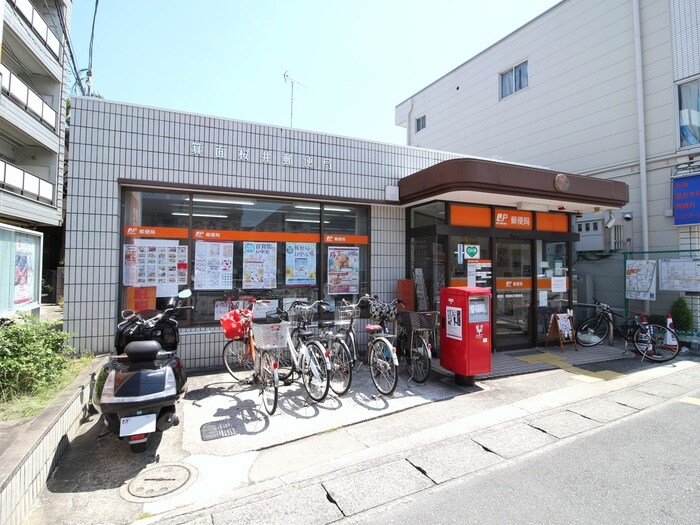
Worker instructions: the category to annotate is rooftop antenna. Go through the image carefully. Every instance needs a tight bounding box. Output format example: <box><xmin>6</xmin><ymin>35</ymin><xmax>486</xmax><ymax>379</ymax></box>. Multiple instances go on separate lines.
<box><xmin>283</xmin><ymin>70</ymin><xmax>306</xmax><ymax>128</ymax></box>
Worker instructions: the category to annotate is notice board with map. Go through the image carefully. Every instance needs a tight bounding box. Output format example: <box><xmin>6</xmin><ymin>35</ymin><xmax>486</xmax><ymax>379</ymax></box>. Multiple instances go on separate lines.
<box><xmin>659</xmin><ymin>259</ymin><xmax>700</xmax><ymax>292</ymax></box>
<box><xmin>625</xmin><ymin>259</ymin><xmax>657</xmax><ymax>301</ymax></box>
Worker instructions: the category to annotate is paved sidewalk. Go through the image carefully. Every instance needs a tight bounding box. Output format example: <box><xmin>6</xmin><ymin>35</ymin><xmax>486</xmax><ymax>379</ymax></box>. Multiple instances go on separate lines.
<box><xmin>145</xmin><ymin>359</ymin><xmax>700</xmax><ymax>525</ymax></box>
<box><xmin>23</xmin><ymin>350</ymin><xmax>700</xmax><ymax>525</ymax></box>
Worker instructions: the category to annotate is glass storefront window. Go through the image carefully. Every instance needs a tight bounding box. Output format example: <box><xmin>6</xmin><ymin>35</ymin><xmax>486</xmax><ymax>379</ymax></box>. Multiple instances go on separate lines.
<box><xmin>410</xmin><ymin>202</ymin><xmax>446</xmax><ymax>228</ymax></box>
<box><xmin>536</xmin><ymin>241</ymin><xmax>570</xmax><ymax>343</ymax></box>
<box><xmin>120</xmin><ymin>189</ymin><xmax>369</xmax><ymax>326</ymax></box>
<box><xmin>449</xmin><ymin>235</ymin><xmax>492</xmax><ymax>287</ymax></box>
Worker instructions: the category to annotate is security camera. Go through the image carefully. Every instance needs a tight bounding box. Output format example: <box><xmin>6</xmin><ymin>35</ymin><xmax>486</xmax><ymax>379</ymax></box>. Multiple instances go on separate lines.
<box><xmin>605</xmin><ymin>217</ymin><xmax>616</xmax><ymax>229</ymax></box>
<box><xmin>623</xmin><ymin>213</ymin><xmax>633</xmax><ymax>221</ymax></box>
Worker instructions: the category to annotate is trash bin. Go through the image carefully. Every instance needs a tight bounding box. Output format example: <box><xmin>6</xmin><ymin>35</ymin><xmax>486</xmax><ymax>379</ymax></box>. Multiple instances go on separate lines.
<box><xmin>439</xmin><ymin>287</ymin><xmax>492</xmax><ymax>385</ymax></box>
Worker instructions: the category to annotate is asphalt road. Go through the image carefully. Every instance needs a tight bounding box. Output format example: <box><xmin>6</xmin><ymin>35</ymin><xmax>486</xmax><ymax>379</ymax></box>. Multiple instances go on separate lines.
<box><xmin>347</xmin><ymin>385</ymin><xmax>700</xmax><ymax>524</ymax></box>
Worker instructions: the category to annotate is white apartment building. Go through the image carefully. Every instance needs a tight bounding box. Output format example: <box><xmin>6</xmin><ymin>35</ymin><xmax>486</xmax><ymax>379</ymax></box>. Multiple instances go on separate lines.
<box><xmin>396</xmin><ymin>0</ymin><xmax>700</xmax><ymax>318</ymax></box>
<box><xmin>0</xmin><ymin>0</ymin><xmax>70</xmax><ymax>316</ymax></box>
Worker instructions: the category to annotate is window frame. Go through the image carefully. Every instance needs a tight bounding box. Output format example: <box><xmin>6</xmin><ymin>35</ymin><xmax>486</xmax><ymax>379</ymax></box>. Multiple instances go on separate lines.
<box><xmin>500</xmin><ymin>60</ymin><xmax>529</xmax><ymax>99</ymax></box>
<box><xmin>677</xmin><ymin>76</ymin><xmax>700</xmax><ymax>150</ymax></box>
<box><xmin>415</xmin><ymin>115</ymin><xmax>426</xmax><ymax>133</ymax></box>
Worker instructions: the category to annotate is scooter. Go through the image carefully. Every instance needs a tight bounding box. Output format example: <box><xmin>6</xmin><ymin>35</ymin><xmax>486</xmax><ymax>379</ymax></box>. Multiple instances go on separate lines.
<box><xmin>92</xmin><ymin>289</ymin><xmax>192</xmax><ymax>453</ymax></box>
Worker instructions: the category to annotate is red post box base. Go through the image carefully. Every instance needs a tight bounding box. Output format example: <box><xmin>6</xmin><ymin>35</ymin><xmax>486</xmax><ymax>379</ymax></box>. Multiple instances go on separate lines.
<box><xmin>455</xmin><ymin>374</ymin><xmax>476</xmax><ymax>386</ymax></box>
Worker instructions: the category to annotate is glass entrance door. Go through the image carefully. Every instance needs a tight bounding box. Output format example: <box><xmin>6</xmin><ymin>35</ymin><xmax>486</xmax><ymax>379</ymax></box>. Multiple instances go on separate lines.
<box><xmin>494</xmin><ymin>240</ymin><xmax>534</xmax><ymax>348</ymax></box>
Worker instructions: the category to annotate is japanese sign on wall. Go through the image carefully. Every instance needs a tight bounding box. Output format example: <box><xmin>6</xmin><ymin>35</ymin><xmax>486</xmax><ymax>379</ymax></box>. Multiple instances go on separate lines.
<box><xmin>243</xmin><ymin>242</ymin><xmax>277</xmax><ymax>289</ymax></box>
<box><xmin>673</xmin><ymin>173</ymin><xmax>700</xmax><ymax>226</ymax></box>
<box><xmin>285</xmin><ymin>243</ymin><xmax>317</xmax><ymax>286</ymax></box>
<box><xmin>328</xmin><ymin>246</ymin><xmax>359</xmax><ymax>295</ymax></box>
<box><xmin>194</xmin><ymin>241</ymin><xmax>234</xmax><ymax>290</ymax></box>
<box><xmin>123</xmin><ymin>243</ymin><xmax>188</xmax><ymax>297</ymax></box>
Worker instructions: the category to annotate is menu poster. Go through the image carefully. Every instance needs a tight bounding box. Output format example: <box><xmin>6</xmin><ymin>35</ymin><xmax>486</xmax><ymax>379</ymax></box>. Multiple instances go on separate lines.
<box><xmin>194</xmin><ymin>241</ymin><xmax>234</xmax><ymax>290</ymax></box>
<box><xmin>328</xmin><ymin>246</ymin><xmax>359</xmax><ymax>295</ymax></box>
<box><xmin>242</xmin><ymin>242</ymin><xmax>277</xmax><ymax>289</ymax></box>
<box><xmin>123</xmin><ymin>241</ymin><xmax>188</xmax><ymax>297</ymax></box>
<box><xmin>285</xmin><ymin>243</ymin><xmax>317</xmax><ymax>286</ymax></box>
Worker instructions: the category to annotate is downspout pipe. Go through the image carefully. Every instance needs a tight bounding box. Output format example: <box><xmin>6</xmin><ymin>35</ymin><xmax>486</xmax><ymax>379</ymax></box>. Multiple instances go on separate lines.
<box><xmin>633</xmin><ymin>0</ymin><xmax>650</xmax><ymax>253</ymax></box>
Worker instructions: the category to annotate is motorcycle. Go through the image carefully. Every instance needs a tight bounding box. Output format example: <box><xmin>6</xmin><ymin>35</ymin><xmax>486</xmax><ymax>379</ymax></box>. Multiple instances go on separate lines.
<box><xmin>92</xmin><ymin>289</ymin><xmax>192</xmax><ymax>453</ymax></box>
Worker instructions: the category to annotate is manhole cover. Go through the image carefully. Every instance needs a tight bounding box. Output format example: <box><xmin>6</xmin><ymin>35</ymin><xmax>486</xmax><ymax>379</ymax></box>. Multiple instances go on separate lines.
<box><xmin>127</xmin><ymin>464</ymin><xmax>193</xmax><ymax>499</ymax></box>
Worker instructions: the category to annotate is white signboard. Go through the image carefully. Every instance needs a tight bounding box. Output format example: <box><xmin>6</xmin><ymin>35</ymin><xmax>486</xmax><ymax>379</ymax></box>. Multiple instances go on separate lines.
<box><xmin>659</xmin><ymin>259</ymin><xmax>700</xmax><ymax>292</ymax></box>
<box><xmin>446</xmin><ymin>305</ymin><xmax>463</xmax><ymax>340</ymax></box>
<box><xmin>625</xmin><ymin>259</ymin><xmax>657</xmax><ymax>301</ymax></box>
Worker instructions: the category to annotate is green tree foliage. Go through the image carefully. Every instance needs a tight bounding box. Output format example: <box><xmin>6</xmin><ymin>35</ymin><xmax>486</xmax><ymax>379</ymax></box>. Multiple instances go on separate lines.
<box><xmin>670</xmin><ymin>296</ymin><xmax>693</xmax><ymax>332</ymax></box>
<box><xmin>0</xmin><ymin>314</ymin><xmax>74</xmax><ymax>402</ymax></box>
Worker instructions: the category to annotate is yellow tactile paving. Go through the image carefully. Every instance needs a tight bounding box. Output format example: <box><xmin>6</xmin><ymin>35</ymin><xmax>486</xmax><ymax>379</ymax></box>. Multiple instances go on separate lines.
<box><xmin>515</xmin><ymin>351</ymin><xmax>625</xmax><ymax>381</ymax></box>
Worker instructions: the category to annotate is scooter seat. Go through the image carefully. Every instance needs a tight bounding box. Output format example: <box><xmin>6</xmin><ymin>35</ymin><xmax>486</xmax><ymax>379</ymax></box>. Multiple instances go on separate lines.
<box><xmin>124</xmin><ymin>340</ymin><xmax>162</xmax><ymax>362</ymax></box>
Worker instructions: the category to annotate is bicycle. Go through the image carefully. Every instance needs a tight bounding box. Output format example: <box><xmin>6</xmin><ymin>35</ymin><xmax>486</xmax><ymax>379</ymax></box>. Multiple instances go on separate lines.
<box><xmin>396</xmin><ymin>310</ymin><xmax>438</xmax><ymax>383</ymax></box>
<box><xmin>219</xmin><ymin>298</ymin><xmax>279</xmax><ymax>415</ymax></box>
<box><xmin>336</xmin><ymin>298</ymin><xmax>362</xmax><ymax>368</ymax></box>
<box><xmin>365</xmin><ymin>295</ymin><xmax>401</xmax><ymax>396</ymax></box>
<box><xmin>575</xmin><ymin>298</ymin><xmax>680</xmax><ymax>363</ymax></box>
<box><xmin>272</xmin><ymin>301</ymin><xmax>332</xmax><ymax>402</ymax></box>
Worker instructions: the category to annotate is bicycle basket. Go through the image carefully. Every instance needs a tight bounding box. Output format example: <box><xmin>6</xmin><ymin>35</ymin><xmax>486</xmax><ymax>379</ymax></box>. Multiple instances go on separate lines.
<box><xmin>220</xmin><ymin>309</ymin><xmax>251</xmax><ymax>340</ymax></box>
<box><xmin>400</xmin><ymin>310</ymin><xmax>439</xmax><ymax>331</ymax></box>
<box><xmin>251</xmin><ymin>321</ymin><xmax>290</xmax><ymax>350</ymax></box>
<box><xmin>369</xmin><ymin>300</ymin><xmax>397</xmax><ymax>322</ymax></box>
<box><xmin>335</xmin><ymin>304</ymin><xmax>359</xmax><ymax>325</ymax></box>
<box><xmin>288</xmin><ymin>305</ymin><xmax>314</xmax><ymax>325</ymax></box>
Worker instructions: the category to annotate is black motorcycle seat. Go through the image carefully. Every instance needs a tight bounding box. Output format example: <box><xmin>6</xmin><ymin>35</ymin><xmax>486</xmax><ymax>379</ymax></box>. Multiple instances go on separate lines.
<box><xmin>124</xmin><ymin>340</ymin><xmax>162</xmax><ymax>362</ymax></box>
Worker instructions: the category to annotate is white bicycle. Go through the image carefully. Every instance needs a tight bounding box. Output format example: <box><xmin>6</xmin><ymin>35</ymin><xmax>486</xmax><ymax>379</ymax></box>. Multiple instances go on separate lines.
<box><xmin>273</xmin><ymin>303</ymin><xmax>331</xmax><ymax>402</ymax></box>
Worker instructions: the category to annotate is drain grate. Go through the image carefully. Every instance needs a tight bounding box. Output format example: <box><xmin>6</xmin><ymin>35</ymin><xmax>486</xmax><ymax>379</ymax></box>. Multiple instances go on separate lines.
<box><xmin>127</xmin><ymin>464</ymin><xmax>193</xmax><ymax>499</ymax></box>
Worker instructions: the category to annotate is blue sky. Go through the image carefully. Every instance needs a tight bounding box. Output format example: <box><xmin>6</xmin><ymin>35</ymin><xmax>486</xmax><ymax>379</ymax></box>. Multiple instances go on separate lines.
<box><xmin>69</xmin><ymin>0</ymin><xmax>561</xmax><ymax>145</ymax></box>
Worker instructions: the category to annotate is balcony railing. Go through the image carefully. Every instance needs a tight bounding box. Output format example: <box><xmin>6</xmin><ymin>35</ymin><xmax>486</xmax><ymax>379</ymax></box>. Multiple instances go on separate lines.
<box><xmin>7</xmin><ymin>0</ymin><xmax>62</xmax><ymax>60</ymax></box>
<box><xmin>0</xmin><ymin>158</ymin><xmax>54</xmax><ymax>205</ymax></box>
<box><xmin>0</xmin><ymin>63</ymin><xmax>57</xmax><ymax>131</ymax></box>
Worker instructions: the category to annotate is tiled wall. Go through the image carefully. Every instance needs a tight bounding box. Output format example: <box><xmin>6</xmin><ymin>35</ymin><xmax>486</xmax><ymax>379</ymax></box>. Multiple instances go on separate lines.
<box><xmin>68</xmin><ymin>97</ymin><xmax>460</xmax><ymax>366</ymax></box>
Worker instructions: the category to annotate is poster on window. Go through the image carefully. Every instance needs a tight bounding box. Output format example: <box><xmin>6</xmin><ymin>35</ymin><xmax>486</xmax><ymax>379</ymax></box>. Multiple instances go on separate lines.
<box><xmin>285</xmin><ymin>243</ymin><xmax>316</xmax><ymax>286</ymax></box>
<box><xmin>123</xmin><ymin>242</ymin><xmax>188</xmax><ymax>297</ymax></box>
<box><xmin>243</xmin><ymin>242</ymin><xmax>277</xmax><ymax>289</ymax></box>
<box><xmin>194</xmin><ymin>241</ymin><xmax>234</xmax><ymax>290</ymax></box>
<box><xmin>327</xmin><ymin>246</ymin><xmax>359</xmax><ymax>295</ymax></box>
<box><xmin>14</xmin><ymin>241</ymin><xmax>36</xmax><ymax>305</ymax></box>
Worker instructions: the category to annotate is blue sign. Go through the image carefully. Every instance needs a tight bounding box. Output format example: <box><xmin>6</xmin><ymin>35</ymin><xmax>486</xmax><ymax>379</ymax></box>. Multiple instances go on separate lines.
<box><xmin>673</xmin><ymin>173</ymin><xmax>700</xmax><ymax>226</ymax></box>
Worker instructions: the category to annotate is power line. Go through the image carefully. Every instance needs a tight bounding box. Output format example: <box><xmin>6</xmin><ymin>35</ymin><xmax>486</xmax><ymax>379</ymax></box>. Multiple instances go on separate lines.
<box><xmin>86</xmin><ymin>0</ymin><xmax>99</xmax><ymax>95</ymax></box>
<box><xmin>53</xmin><ymin>0</ymin><xmax>85</xmax><ymax>96</ymax></box>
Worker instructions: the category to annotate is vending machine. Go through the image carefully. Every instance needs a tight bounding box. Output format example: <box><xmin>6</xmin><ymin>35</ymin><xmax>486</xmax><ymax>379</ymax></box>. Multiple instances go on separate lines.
<box><xmin>439</xmin><ymin>287</ymin><xmax>492</xmax><ymax>384</ymax></box>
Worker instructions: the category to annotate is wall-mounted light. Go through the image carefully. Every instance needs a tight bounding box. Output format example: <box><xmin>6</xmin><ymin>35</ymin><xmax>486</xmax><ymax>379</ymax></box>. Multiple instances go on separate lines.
<box><xmin>285</xmin><ymin>218</ymin><xmax>330</xmax><ymax>224</ymax></box>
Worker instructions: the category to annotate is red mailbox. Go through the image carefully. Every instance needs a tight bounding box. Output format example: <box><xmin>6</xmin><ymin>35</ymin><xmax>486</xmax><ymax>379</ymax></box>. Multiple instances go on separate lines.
<box><xmin>439</xmin><ymin>287</ymin><xmax>492</xmax><ymax>385</ymax></box>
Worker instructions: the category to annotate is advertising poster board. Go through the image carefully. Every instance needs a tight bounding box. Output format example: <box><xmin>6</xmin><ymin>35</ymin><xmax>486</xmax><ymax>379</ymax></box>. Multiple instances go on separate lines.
<box><xmin>328</xmin><ymin>246</ymin><xmax>359</xmax><ymax>295</ymax></box>
<box><xmin>193</xmin><ymin>241</ymin><xmax>234</xmax><ymax>290</ymax></box>
<box><xmin>285</xmin><ymin>243</ymin><xmax>317</xmax><ymax>286</ymax></box>
<box><xmin>242</xmin><ymin>242</ymin><xmax>277</xmax><ymax>289</ymax></box>
<box><xmin>14</xmin><ymin>241</ymin><xmax>36</xmax><ymax>305</ymax></box>
<box><xmin>123</xmin><ymin>241</ymin><xmax>188</xmax><ymax>297</ymax></box>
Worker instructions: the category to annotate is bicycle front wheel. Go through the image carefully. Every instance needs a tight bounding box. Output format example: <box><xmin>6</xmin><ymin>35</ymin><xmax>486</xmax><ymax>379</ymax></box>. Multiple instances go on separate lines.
<box><xmin>259</xmin><ymin>350</ymin><xmax>278</xmax><ymax>415</ymax></box>
<box><xmin>633</xmin><ymin>324</ymin><xmax>680</xmax><ymax>363</ymax></box>
<box><xmin>301</xmin><ymin>341</ymin><xmax>330</xmax><ymax>402</ymax></box>
<box><xmin>337</xmin><ymin>327</ymin><xmax>358</xmax><ymax>364</ymax></box>
<box><xmin>329</xmin><ymin>338</ymin><xmax>352</xmax><ymax>396</ymax></box>
<box><xmin>275</xmin><ymin>331</ymin><xmax>296</xmax><ymax>382</ymax></box>
<box><xmin>222</xmin><ymin>339</ymin><xmax>254</xmax><ymax>382</ymax></box>
<box><xmin>406</xmin><ymin>332</ymin><xmax>431</xmax><ymax>384</ymax></box>
<box><xmin>369</xmin><ymin>338</ymin><xmax>398</xmax><ymax>396</ymax></box>
<box><xmin>575</xmin><ymin>316</ymin><xmax>609</xmax><ymax>347</ymax></box>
